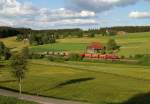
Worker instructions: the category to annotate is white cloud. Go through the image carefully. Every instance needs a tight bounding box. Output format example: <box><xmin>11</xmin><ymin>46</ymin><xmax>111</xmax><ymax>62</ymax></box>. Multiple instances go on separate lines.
<box><xmin>53</xmin><ymin>19</ymin><xmax>97</xmax><ymax>26</ymax></box>
<box><xmin>66</xmin><ymin>0</ymin><xmax>138</xmax><ymax>12</ymax></box>
<box><xmin>0</xmin><ymin>0</ymin><xmax>149</xmax><ymax>29</ymax></box>
<box><xmin>39</xmin><ymin>8</ymin><xmax>95</xmax><ymax>19</ymax></box>
<box><xmin>0</xmin><ymin>18</ymin><xmax>13</xmax><ymax>26</ymax></box>
<box><xmin>0</xmin><ymin>0</ymin><xmax>97</xmax><ymax>29</ymax></box>
<box><xmin>13</xmin><ymin>18</ymin><xmax>97</xmax><ymax>29</ymax></box>
<box><xmin>7</xmin><ymin>7</ymin><xmax>97</xmax><ymax>29</ymax></box>
<box><xmin>129</xmin><ymin>11</ymin><xmax>150</xmax><ymax>19</ymax></box>
<box><xmin>80</xmin><ymin>11</ymin><xmax>95</xmax><ymax>17</ymax></box>
<box><xmin>22</xmin><ymin>8</ymin><xmax>97</xmax><ymax>28</ymax></box>
<box><xmin>0</xmin><ymin>0</ymin><xmax>37</xmax><ymax>16</ymax></box>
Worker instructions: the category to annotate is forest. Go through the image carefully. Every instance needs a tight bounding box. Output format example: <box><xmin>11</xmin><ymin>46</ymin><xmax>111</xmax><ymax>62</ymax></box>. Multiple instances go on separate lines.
<box><xmin>1</xmin><ymin>26</ymin><xmax>150</xmax><ymax>38</ymax></box>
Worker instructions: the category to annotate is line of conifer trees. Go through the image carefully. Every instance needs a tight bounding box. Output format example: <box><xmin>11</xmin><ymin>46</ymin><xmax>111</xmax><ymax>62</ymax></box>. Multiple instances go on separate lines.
<box><xmin>1</xmin><ymin>26</ymin><xmax>150</xmax><ymax>38</ymax></box>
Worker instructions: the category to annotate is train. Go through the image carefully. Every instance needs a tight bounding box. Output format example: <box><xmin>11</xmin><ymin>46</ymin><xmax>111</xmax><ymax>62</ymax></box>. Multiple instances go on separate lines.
<box><xmin>33</xmin><ymin>51</ymin><xmax>120</xmax><ymax>60</ymax></box>
<box><xmin>80</xmin><ymin>53</ymin><xmax>120</xmax><ymax>59</ymax></box>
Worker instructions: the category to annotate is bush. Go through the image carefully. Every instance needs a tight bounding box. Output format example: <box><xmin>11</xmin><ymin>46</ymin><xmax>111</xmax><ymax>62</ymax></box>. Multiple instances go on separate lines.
<box><xmin>106</xmin><ymin>38</ymin><xmax>120</xmax><ymax>53</ymax></box>
<box><xmin>16</xmin><ymin>34</ymin><xmax>24</xmax><ymax>41</ymax></box>
<box><xmin>121</xmin><ymin>55</ymin><xmax>125</xmax><ymax>59</ymax></box>
<box><xmin>29</xmin><ymin>33</ymin><xmax>56</xmax><ymax>46</ymax></box>
<box><xmin>134</xmin><ymin>54</ymin><xmax>144</xmax><ymax>59</ymax></box>
<box><xmin>129</xmin><ymin>55</ymin><xmax>133</xmax><ymax>59</ymax></box>
<box><xmin>68</xmin><ymin>53</ymin><xmax>83</xmax><ymax>61</ymax></box>
<box><xmin>88</xmin><ymin>33</ymin><xmax>95</xmax><ymax>37</ymax></box>
<box><xmin>47</xmin><ymin>55</ymin><xmax>67</xmax><ymax>62</ymax></box>
<box><xmin>22</xmin><ymin>47</ymin><xmax>30</xmax><ymax>59</ymax></box>
<box><xmin>138</xmin><ymin>54</ymin><xmax>150</xmax><ymax>66</ymax></box>
<box><xmin>0</xmin><ymin>41</ymin><xmax>11</xmax><ymax>60</ymax></box>
<box><xmin>30</xmin><ymin>54</ymin><xmax>44</xmax><ymax>59</ymax></box>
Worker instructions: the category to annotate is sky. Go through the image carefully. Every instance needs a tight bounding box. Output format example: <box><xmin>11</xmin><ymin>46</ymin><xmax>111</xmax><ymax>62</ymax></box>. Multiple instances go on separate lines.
<box><xmin>0</xmin><ymin>0</ymin><xmax>150</xmax><ymax>29</ymax></box>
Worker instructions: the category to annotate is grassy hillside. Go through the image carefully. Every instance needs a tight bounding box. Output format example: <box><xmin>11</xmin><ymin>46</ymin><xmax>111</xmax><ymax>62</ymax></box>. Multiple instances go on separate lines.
<box><xmin>0</xmin><ymin>32</ymin><xmax>150</xmax><ymax>104</ymax></box>
<box><xmin>0</xmin><ymin>95</ymin><xmax>37</xmax><ymax>104</ymax></box>
<box><xmin>30</xmin><ymin>43</ymin><xmax>87</xmax><ymax>53</ymax></box>
<box><xmin>0</xmin><ymin>32</ymin><xmax>150</xmax><ymax>56</ymax></box>
<box><xmin>30</xmin><ymin>32</ymin><xmax>150</xmax><ymax>57</ymax></box>
<box><xmin>1</xmin><ymin>60</ymin><xmax>150</xmax><ymax>104</ymax></box>
<box><xmin>0</xmin><ymin>37</ymin><xmax>29</xmax><ymax>52</ymax></box>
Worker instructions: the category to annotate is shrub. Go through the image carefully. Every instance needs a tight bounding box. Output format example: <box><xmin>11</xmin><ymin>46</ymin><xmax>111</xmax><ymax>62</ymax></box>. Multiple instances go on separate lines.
<box><xmin>22</xmin><ymin>47</ymin><xmax>30</xmax><ymax>59</ymax></box>
<box><xmin>30</xmin><ymin>54</ymin><xmax>44</xmax><ymax>59</ymax></box>
<box><xmin>121</xmin><ymin>55</ymin><xmax>125</xmax><ymax>59</ymax></box>
<box><xmin>16</xmin><ymin>34</ymin><xmax>24</xmax><ymax>41</ymax></box>
<box><xmin>129</xmin><ymin>55</ymin><xmax>133</xmax><ymax>59</ymax></box>
<box><xmin>138</xmin><ymin>54</ymin><xmax>150</xmax><ymax>66</ymax></box>
<box><xmin>106</xmin><ymin>38</ymin><xmax>120</xmax><ymax>53</ymax></box>
<box><xmin>29</xmin><ymin>33</ymin><xmax>56</xmax><ymax>46</ymax></box>
<box><xmin>134</xmin><ymin>54</ymin><xmax>144</xmax><ymax>59</ymax></box>
<box><xmin>88</xmin><ymin>33</ymin><xmax>95</xmax><ymax>37</ymax></box>
<box><xmin>68</xmin><ymin>53</ymin><xmax>83</xmax><ymax>61</ymax></box>
<box><xmin>47</xmin><ymin>55</ymin><xmax>66</xmax><ymax>62</ymax></box>
<box><xmin>0</xmin><ymin>41</ymin><xmax>11</xmax><ymax>60</ymax></box>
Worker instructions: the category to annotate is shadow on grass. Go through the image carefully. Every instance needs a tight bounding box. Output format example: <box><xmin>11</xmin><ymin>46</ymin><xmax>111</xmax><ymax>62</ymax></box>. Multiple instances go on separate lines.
<box><xmin>0</xmin><ymin>64</ymin><xmax>5</xmax><ymax>68</ymax></box>
<box><xmin>53</xmin><ymin>77</ymin><xmax>95</xmax><ymax>88</ymax></box>
<box><xmin>121</xmin><ymin>92</ymin><xmax>150</xmax><ymax>104</ymax></box>
<box><xmin>99</xmin><ymin>92</ymin><xmax>150</xmax><ymax>104</ymax></box>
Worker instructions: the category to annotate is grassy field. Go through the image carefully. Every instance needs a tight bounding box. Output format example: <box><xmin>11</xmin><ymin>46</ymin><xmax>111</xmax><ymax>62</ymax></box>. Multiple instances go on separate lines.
<box><xmin>1</xmin><ymin>60</ymin><xmax>150</xmax><ymax>104</ymax></box>
<box><xmin>0</xmin><ymin>32</ymin><xmax>150</xmax><ymax>57</ymax></box>
<box><xmin>0</xmin><ymin>32</ymin><xmax>150</xmax><ymax>104</ymax></box>
<box><xmin>0</xmin><ymin>95</ymin><xmax>37</xmax><ymax>104</ymax></box>
<box><xmin>30</xmin><ymin>32</ymin><xmax>150</xmax><ymax>57</ymax></box>
<box><xmin>30</xmin><ymin>43</ymin><xmax>87</xmax><ymax>53</ymax></box>
<box><xmin>0</xmin><ymin>37</ymin><xmax>29</xmax><ymax>52</ymax></box>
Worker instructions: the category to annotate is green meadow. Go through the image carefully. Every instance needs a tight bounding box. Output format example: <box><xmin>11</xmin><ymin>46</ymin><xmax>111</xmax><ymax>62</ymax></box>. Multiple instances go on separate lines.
<box><xmin>0</xmin><ymin>32</ymin><xmax>150</xmax><ymax>104</ymax></box>
<box><xmin>1</xmin><ymin>60</ymin><xmax>150</xmax><ymax>104</ymax></box>
<box><xmin>30</xmin><ymin>43</ymin><xmax>87</xmax><ymax>53</ymax></box>
<box><xmin>0</xmin><ymin>32</ymin><xmax>150</xmax><ymax>57</ymax></box>
<box><xmin>30</xmin><ymin>32</ymin><xmax>150</xmax><ymax>57</ymax></box>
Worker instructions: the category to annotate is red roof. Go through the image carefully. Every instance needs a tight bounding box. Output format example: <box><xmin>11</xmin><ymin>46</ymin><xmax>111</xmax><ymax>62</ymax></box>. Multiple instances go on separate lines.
<box><xmin>87</xmin><ymin>42</ymin><xmax>103</xmax><ymax>50</ymax></box>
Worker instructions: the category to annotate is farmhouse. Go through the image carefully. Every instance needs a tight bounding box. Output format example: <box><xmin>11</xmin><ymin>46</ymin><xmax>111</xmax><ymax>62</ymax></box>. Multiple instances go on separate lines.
<box><xmin>86</xmin><ymin>42</ymin><xmax>104</xmax><ymax>53</ymax></box>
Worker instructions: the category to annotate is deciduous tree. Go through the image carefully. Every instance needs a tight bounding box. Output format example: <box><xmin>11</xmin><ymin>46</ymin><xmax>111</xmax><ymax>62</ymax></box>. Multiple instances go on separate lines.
<box><xmin>11</xmin><ymin>54</ymin><xmax>27</xmax><ymax>98</ymax></box>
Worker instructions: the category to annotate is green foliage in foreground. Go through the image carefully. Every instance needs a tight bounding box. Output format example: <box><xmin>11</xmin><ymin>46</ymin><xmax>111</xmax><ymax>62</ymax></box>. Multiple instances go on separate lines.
<box><xmin>0</xmin><ymin>41</ymin><xmax>11</xmax><ymax>60</ymax></box>
<box><xmin>0</xmin><ymin>95</ymin><xmax>37</xmax><ymax>104</ymax></box>
<box><xmin>11</xmin><ymin>54</ymin><xmax>28</xmax><ymax>96</ymax></box>
<box><xmin>1</xmin><ymin>60</ymin><xmax>150</xmax><ymax>104</ymax></box>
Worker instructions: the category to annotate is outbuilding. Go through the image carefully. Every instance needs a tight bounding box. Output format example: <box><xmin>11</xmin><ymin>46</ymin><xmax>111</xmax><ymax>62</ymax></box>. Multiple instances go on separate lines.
<box><xmin>86</xmin><ymin>42</ymin><xmax>104</xmax><ymax>53</ymax></box>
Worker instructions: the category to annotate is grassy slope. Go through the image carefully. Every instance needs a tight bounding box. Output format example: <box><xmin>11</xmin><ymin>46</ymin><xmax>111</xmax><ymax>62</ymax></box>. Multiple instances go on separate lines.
<box><xmin>30</xmin><ymin>43</ymin><xmax>87</xmax><ymax>53</ymax></box>
<box><xmin>30</xmin><ymin>32</ymin><xmax>150</xmax><ymax>57</ymax></box>
<box><xmin>0</xmin><ymin>95</ymin><xmax>37</xmax><ymax>104</ymax></box>
<box><xmin>1</xmin><ymin>60</ymin><xmax>150</xmax><ymax>104</ymax></box>
<box><xmin>0</xmin><ymin>37</ymin><xmax>29</xmax><ymax>52</ymax></box>
<box><xmin>0</xmin><ymin>32</ymin><xmax>150</xmax><ymax>56</ymax></box>
<box><xmin>0</xmin><ymin>32</ymin><xmax>150</xmax><ymax>104</ymax></box>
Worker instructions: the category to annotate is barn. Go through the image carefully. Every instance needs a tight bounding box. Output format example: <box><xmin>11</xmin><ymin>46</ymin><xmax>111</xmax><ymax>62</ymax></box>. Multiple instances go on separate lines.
<box><xmin>86</xmin><ymin>42</ymin><xmax>104</xmax><ymax>53</ymax></box>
